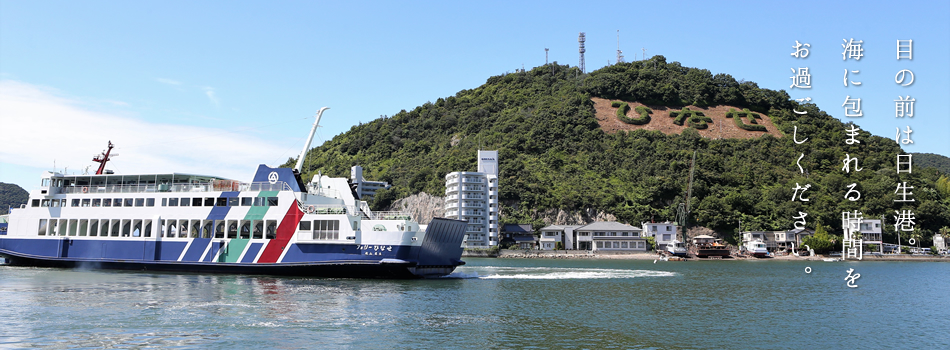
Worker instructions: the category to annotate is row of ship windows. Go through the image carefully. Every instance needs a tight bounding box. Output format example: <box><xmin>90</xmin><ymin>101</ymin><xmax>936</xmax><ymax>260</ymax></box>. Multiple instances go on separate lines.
<box><xmin>596</xmin><ymin>241</ymin><xmax>646</xmax><ymax>249</ymax></box>
<box><xmin>35</xmin><ymin>218</ymin><xmax>341</xmax><ymax>241</ymax></box>
<box><xmin>31</xmin><ymin>197</ymin><xmax>279</xmax><ymax>208</ymax></box>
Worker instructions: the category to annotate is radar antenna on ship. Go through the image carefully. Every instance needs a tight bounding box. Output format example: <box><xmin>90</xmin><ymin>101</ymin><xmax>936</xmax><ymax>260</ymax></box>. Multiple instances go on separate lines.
<box><xmin>92</xmin><ymin>141</ymin><xmax>117</xmax><ymax>175</ymax></box>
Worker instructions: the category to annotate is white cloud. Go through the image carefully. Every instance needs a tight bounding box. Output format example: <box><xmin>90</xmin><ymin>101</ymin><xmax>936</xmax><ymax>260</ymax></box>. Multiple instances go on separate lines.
<box><xmin>156</xmin><ymin>78</ymin><xmax>181</xmax><ymax>85</ymax></box>
<box><xmin>0</xmin><ymin>80</ymin><xmax>290</xmax><ymax>182</ymax></box>
<box><xmin>203</xmin><ymin>86</ymin><xmax>219</xmax><ymax>106</ymax></box>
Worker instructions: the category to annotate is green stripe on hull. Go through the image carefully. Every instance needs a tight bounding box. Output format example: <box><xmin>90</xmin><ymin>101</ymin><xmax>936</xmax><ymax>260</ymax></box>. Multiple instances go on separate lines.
<box><xmin>243</xmin><ymin>191</ymin><xmax>278</xmax><ymax>221</ymax></box>
<box><xmin>219</xmin><ymin>239</ymin><xmax>251</xmax><ymax>263</ymax></box>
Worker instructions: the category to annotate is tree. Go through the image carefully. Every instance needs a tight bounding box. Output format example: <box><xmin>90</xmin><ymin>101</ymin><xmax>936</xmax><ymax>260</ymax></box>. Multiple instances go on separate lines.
<box><xmin>802</xmin><ymin>223</ymin><xmax>835</xmax><ymax>254</ymax></box>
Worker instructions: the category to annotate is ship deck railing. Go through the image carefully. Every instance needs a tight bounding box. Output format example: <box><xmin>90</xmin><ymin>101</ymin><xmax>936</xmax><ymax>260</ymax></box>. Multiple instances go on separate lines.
<box><xmin>365</xmin><ymin>211</ymin><xmax>413</xmax><ymax>221</ymax></box>
<box><xmin>58</xmin><ymin>181</ymin><xmax>291</xmax><ymax>194</ymax></box>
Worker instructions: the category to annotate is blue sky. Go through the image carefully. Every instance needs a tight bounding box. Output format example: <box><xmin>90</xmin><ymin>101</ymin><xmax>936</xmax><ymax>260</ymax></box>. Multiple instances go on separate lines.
<box><xmin>1</xmin><ymin>0</ymin><xmax>948</xmax><ymax>191</ymax></box>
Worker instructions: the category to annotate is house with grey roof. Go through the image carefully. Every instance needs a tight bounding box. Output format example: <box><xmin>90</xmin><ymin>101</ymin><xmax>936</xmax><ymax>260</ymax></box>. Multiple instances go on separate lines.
<box><xmin>575</xmin><ymin>221</ymin><xmax>646</xmax><ymax>251</ymax></box>
<box><xmin>539</xmin><ymin>224</ymin><xmax>581</xmax><ymax>250</ymax></box>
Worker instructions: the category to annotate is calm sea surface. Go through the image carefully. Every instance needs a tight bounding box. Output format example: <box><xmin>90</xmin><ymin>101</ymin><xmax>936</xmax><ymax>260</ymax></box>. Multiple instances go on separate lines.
<box><xmin>1</xmin><ymin>258</ymin><xmax>947</xmax><ymax>349</ymax></box>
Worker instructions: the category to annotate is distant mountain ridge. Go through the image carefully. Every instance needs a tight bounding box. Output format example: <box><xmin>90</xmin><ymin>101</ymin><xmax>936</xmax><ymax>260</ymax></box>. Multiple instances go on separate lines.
<box><xmin>913</xmin><ymin>153</ymin><xmax>950</xmax><ymax>175</ymax></box>
<box><xmin>287</xmin><ymin>56</ymin><xmax>949</xmax><ymax>240</ymax></box>
<box><xmin>1</xmin><ymin>182</ymin><xmax>28</xmax><ymax>215</ymax></box>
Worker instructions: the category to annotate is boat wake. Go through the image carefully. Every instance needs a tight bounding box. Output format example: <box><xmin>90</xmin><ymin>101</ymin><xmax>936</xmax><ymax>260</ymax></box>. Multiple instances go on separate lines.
<box><xmin>443</xmin><ymin>266</ymin><xmax>677</xmax><ymax>280</ymax></box>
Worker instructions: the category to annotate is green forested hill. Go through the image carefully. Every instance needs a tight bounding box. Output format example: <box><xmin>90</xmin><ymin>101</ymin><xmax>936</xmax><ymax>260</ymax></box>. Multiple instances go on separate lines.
<box><xmin>1</xmin><ymin>182</ymin><xmax>29</xmax><ymax>215</ymax></box>
<box><xmin>289</xmin><ymin>56</ymin><xmax>950</xmax><ymax>241</ymax></box>
<box><xmin>913</xmin><ymin>153</ymin><xmax>950</xmax><ymax>175</ymax></box>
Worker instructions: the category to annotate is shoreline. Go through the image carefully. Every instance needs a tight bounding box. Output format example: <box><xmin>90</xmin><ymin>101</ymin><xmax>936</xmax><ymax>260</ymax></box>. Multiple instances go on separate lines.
<box><xmin>465</xmin><ymin>249</ymin><xmax>950</xmax><ymax>262</ymax></box>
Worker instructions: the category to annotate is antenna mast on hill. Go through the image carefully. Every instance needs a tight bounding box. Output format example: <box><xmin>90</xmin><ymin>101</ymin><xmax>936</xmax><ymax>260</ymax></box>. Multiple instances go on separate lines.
<box><xmin>545</xmin><ymin>48</ymin><xmax>549</xmax><ymax>65</ymax></box>
<box><xmin>578</xmin><ymin>32</ymin><xmax>586</xmax><ymax>74</ymax></box>
<box><xmin>92</xmin><ymin>141</ymin><xmax>116</xmax><ymax>175</ymax></box>
<box><xmin>616</xmin><ymin>30</ymin><xmax>624</xmax><ymax>64</ymax></box>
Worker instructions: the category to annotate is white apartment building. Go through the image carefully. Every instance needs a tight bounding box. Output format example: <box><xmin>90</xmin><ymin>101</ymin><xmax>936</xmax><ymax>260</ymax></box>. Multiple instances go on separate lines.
<box><xmin>350</xmin><ymin>165</ymin><xmax>390</xmax><ymax>202</ymax></box>
<box><xmin>445</xmin><ymin>150</ymin><xmax>499</xmax><ymax>248</ymax></box>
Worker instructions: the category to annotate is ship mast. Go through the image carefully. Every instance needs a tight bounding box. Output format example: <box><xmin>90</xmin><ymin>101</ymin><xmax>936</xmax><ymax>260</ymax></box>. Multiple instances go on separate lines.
<box><xmin>92</xmin><ymin>141</ymin><xmax>116</xmax><ymax>175</ymax></box>
<box><xmin>295</xmin><ymin>107</ymin><xmax>330</xmax><ymax>174</ymax></box>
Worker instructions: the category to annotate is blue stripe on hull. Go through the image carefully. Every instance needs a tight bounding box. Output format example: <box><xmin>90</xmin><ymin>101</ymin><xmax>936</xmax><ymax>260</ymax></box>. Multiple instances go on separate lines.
<box><xmin>206</xmin><ymin>191</ymin><xmax>239</xmax><ymax>220</ymax></box>
<box><xmin>181</xmin><ymin>238</ymin><xmax>211</xmax><ymax>261</ymax></box>
<box><xmin>241</xmin><ymin>243</ymin><xmax>263</xmax><ymax>263</ymax></box>
<box><xmin>204</xmin><ymin>241</ymin><xmax>225</xmax><ymax>262</ymax></box>
<box><xmin>158</xmin><ymin>241</ymin><xmax>188</xmax><ymax>261</ymax></box>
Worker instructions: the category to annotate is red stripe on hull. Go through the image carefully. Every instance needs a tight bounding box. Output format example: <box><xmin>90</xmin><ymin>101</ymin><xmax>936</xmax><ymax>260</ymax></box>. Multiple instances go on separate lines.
<box><xmin>257</xmin><ymin>203</ymin><xmax>303</xmax><ymax>263</ymax></box>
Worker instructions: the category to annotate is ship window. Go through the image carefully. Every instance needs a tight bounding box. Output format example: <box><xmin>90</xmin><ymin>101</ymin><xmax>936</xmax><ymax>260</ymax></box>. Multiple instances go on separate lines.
<box><xmin>100</xmin><ymin>220</ymin><xmax>110</xmax><ymax>236</ymax></box>
<box><xmin>205</xmin><ymin>198</ymin><xmax>215</xmax><ymax>207</ymax></box>
<box><xmin>253</xmin><ymin>221</ymin><xmax>263</xmax><ymax>239</ymax></box>
<box><xmin>265</xmin><ymin>220</ymin><xmax>277</xmax><ymax>239</ymax></box>
<box><xmin>227</xmin><ymin>221</ymin><xmax>238</xmax><ymax>238</ymax></box>
<box><xmin>37</xmin><ymin>219</ymin><xmax>48</xmax><ymax>235</ymax></box>
<box><xmin>92</xmin><ymin>199</ymin><xmax>101</xmax><ymax>207</ymax></box>
<box><xmin>253</xmin><ymin>197</ymin><xmax>264</xmax><ymax>206</ymax></box>
<box><xmin>161</xmin><ymin>198</ymin><xmax>167</xmax><ymax>206</ymax></box>
<box><xmin>228</xmin><ymin>197</ymin><xmax>239</xmax><ymax>207</ymax></box>
<box><xmin>111</xmin><ymin>220</ymin><xmax>120</xmax><ymax>237</ymax></box>
<box><xmin>125</xmin><ymin>198</ymin><xmax>134</xmax><ymax>207</ymax></box>
<box><xmin>32</xmin><ymin>199</ymin><xmax>40</xmax><ymax>207</ymax></box>
<box><xmin>178</xmin><ymin>198</ymin><xmax>188</xmax><ymax>207</ymax></box>
<box><xmin>299</xmin><ymin>221</ymin><xmax>311</xmax><ymax>231</ymax></box>
<box><xmin>168</xmin><ymin>198</ymin><xmax>179</xmax><ymax>206</ymax></box>
<box><xmin>72</xmin><ymin>199</ymin><xmax>80</xmax><ymax>207</ymax></box>
<box><xmin>89</xmin><ymin>220</ymin><xmax>99</xmax><ymax>237</ymax></box>
<box><xmin>240</xmin><ymin>221</ymin><xmax>250</xmax><ymax>239</ymax></box>
<box><xmin>146</xmin><ymin>198</ymin><xmax>155</xmax><ymax>207</ymax></box>
<box><xmin>216</xmin><ymin>197</ymin><xmax>227</xmax><ymax>207</ymax></box>
<box><xmin>135</xmin><ymin>198</ymin><xmax>144</xmax><ymax>207</ymax></box>
<box><xmin>103</xmin><ymin>198</ymin><xmax>112</xmax><ymax>207</ymax></box>
<box><xmin>81</xmin><ymin>199</ymin><xmax>90</xmax><ymax>207</ymax></box>
<box><xmin>312</xmin><ymin>220</ymin><xmax>340</xmax><ymax>240</ymax></box>
<box><xmin>144</xmin><ymin>220</ymin><xmax>152</xmax><ymax>237</ymax></box>
<box><xmin>189</xmin><ymin>198</ymin><xmax>200</xmax><ymax>206</ymax></box>
<box><xmin>241</xmin><ymin>197</ymin><xmax>252</xmax><ymax>206</ymax></box>
<box><xmin>112</xmin><ymin>198</ymin><xmax>121</xmax><ymax>207</ymax></box>
<box><xmin>51</xmin><ymin>199</ymin><xmax>60</xmax><ymax>207</ymax></box>
<box><xmin>41</xmin><ymin>199</ymin><xmax>50</xmax><ymax>207</ymax></box>
<box><xmin>267</xmin><ymin>197</ymin><xmax>279</xmax><ymax>206</ymax></box>
<box><xmin>215</xmin><ymin>221</ymin><xmax>225</xmax><ymax>238</ymax></box>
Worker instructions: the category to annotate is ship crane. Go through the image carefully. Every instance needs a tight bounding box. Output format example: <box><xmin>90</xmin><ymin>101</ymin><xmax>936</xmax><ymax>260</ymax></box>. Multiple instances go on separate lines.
<box><xmin>677</xmin><ymin>151</ymin><xmax>697</xmax><ymax>248</ymax></box>
<box><xmin>92</xmin><ymin>141</ymin><xmax>117</xmax><ymax>175</ymax></box>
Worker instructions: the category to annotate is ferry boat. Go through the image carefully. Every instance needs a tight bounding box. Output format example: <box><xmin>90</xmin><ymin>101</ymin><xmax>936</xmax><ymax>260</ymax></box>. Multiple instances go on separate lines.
<box><xmin>0</xmin><ymin>108</ymin><xmax>467</xmax><ymax>278</ymax></box>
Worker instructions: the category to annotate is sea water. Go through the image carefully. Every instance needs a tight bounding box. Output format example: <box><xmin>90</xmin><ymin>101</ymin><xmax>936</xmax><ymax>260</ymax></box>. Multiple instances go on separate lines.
<box><xmin>0</xmin><ymin>258</ymin><xmax>947</xmax><ymax>349</ymax></box>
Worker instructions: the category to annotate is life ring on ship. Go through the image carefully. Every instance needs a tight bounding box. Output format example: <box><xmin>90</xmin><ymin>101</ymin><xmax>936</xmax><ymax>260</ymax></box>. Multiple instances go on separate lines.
<box><xmin>307</xmin><ymin>205</ymin><xmax>315</xmax><ymax>214</ymax></box>
<box><xmin>81</xmin><ymin>186</ymin><xmax>88</xmax><ymax>193</ymax></box>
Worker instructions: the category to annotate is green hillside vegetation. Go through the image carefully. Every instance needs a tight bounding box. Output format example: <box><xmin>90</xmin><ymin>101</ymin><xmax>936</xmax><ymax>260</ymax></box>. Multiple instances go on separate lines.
<box><xmin>912</xmin><ymin>153</ymin><xmax>950</xmax><ymax>175</ymax></box>
<box><xmin>288</xmin><ymin>56</ymin><xmax>950</xmax><ymax>245</ymax></box>
<box><xmin>0</xmin><ymin>182</ymin><xmax>29</xmax><ymax>215</ymax></box>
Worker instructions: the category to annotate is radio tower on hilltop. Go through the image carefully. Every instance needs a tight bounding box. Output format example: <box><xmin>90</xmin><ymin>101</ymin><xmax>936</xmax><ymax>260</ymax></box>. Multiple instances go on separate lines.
<box><xmin>578</xmin><ymin>32</ymin><xmax>586</xmax><ymax>73</ymax></box>
<box><xmin>617</xmin><ymin>30</ymin><xmax>624</xmax><ymax>64</ymax></box>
